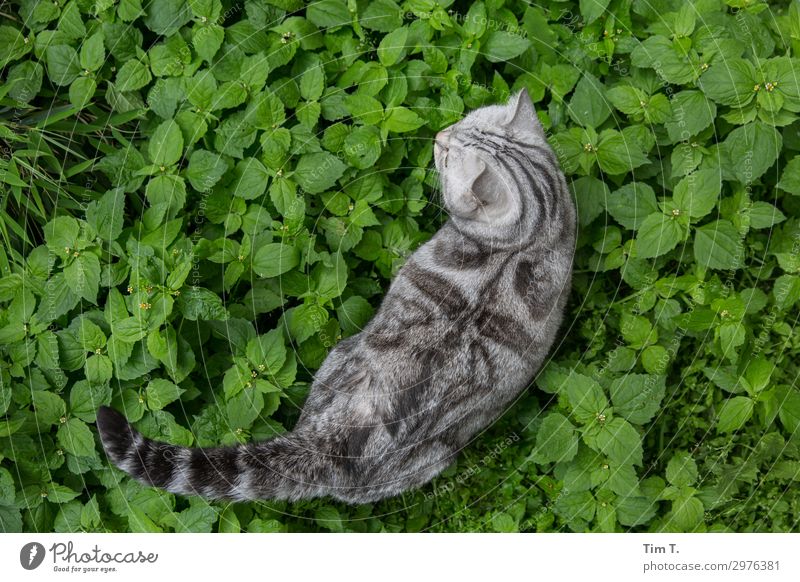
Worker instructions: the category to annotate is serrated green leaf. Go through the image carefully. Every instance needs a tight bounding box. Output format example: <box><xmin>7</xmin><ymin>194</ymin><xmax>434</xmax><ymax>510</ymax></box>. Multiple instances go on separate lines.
<box><xmin>694</xmin><ymin>220</ymin><xmax>744</xmax><ymax>271</ymax></box>
<box><xmin>57</xmin><ymin>418</ymin><xmax>95</xmax><ymax>457</ymax></box>
<box><xmin>717</xmin><ymin>396</ymin><xmax>754</xmax><ymax>433</ymax></box>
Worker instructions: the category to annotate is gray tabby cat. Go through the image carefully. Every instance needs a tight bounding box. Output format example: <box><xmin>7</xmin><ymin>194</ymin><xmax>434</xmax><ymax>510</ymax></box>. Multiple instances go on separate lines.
<box><xmin>97</xmin><ymin>88</ymin><xmax>576</xmax><ymax>504</ymax></box>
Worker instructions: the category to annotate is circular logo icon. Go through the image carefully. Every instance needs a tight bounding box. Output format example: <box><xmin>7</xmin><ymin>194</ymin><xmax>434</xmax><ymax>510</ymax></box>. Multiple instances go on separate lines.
<box><xmin>20</xmin><ymin>542</ymin><xmax>46</xmax><ymax>570</ymax></box>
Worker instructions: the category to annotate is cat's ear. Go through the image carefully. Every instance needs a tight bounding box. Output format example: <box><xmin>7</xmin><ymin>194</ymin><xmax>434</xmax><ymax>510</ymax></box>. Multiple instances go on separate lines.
<box><xmin>462</xmin><ymin>151</ymin><xmax>487</xmax><ymax>196</ymax></box>
<box><xmin>464</xmin><ymin>151</ymin><xmax>507</xmax><ymax>208</ymax></box>
<box><xmin>505</xmin><ymin>88</ymin><xmax>544</xmax><ymax>136</ymax></box>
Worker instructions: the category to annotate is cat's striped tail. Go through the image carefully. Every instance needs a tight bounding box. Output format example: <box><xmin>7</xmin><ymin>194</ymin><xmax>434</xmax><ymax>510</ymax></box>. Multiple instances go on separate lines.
<box><xmin>96</xmin><ymin>406</ymin><xmax>327</xmax><ymax>501</ymax></box>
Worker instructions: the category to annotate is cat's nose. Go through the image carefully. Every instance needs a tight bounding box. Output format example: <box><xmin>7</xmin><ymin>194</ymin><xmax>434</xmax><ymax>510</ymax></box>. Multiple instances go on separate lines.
<box><xmin>436</xmin><ymin>129</ymin><xmax>451</xmax><ymax>147</ymax></box>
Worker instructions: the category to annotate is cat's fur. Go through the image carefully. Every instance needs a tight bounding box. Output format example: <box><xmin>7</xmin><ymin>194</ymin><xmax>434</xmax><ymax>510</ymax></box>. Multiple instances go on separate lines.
<box><xmin>96</xmin><ymin>89</ymin><xmax>576</xmax><ymax>504</ymax></box>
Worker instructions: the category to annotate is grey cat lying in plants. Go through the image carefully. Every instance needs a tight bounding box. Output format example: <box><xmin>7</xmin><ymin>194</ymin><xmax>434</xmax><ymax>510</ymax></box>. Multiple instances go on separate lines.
<box><xmin>97</xmin><ymin>88</ymin><xmax>576</xmax><ymax>504</ymax></box>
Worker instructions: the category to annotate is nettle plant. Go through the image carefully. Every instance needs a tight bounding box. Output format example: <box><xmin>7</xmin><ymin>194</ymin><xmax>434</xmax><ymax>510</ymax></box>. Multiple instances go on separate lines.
<box><xmin>2</xmin><ymin>0</ymin><xmax>800</xmax><ymax>533</ymax></box>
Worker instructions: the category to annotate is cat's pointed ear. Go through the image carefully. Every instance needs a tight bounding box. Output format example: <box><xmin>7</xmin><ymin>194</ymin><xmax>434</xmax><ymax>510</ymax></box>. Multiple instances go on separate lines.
<box><xmin>464</xmin><ymin>151</ymin><xmax>504</xmax><ymax>207</ymax></box>
<box><xmin>505</xmin><ymin>88</ymin><xmax>543</xmax><ymax>136</ymax></box>
<box><xmin>463</xmin><ymin>151</ymin><xmax>488</xmax><ymax>196</ymax></box>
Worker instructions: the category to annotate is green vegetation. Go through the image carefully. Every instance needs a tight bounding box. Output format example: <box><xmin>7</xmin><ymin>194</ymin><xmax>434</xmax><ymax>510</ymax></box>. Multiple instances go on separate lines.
<box><xmin>2</xmin><ymin>0</ymin><xmax>800</xmax><ymax>532</ymax></box>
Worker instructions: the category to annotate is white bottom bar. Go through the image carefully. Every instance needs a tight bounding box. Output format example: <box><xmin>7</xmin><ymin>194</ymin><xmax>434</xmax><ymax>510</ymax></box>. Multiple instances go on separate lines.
<box><xmin>1</xmin><ymin>533</ymin><xmax>797</xmax><ymax>581</ymax></box>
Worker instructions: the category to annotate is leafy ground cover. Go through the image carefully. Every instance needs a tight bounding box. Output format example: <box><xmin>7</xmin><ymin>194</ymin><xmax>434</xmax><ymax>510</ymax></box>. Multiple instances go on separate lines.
<box><xmin>2</xmin><ymin>0</ymin><xmax>800</xmax><ymax>532</ymax></box>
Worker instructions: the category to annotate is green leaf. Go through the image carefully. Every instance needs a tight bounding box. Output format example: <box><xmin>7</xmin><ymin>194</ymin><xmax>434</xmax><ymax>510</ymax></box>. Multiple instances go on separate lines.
<box><xmin>462</xmin><ymin>3</ymin><xmax>487</xmax><ymax>36</ymax></box>
<box><xmin>554</xmin><ymin>490</ymin><xmax>596</xmax><ymax>527</ymax></box>
<box><xmin>70</xmin><ymin>380</ymin><xmax>111</xmax><ymax>423</ymax></box>
<box><xmin>630</xmin><ymin>36</ymin><xmax>695</xmax><ymax>85</ymax></box>
<box><xmin>115</xmin><ymin>59</ymin><xmax>152</xmax><ymax>92</ymax></box>
<box><xmin>673</xmin><ymin>170</ymin><xmax>721</xmax><ymax>219</ymax></box>
<box><xmin>143</xmin><ymin>0</ymin><xmax>192</xmax><ymax>35</ymax></box>
<box><xmin>748</xmin><ymin>201</ymin><xmax>785</xmax><ymax>229</ymax></box>
<box><xmin>776</xmin><ymin>386</ymin><xmax>800</xmax><ymax>433</ymax></box>
<box><xmin>693</xmin><ymin>220</ymin><xmax>744</xmax><ymax>271</ymax></box>
<box><xmin>293</xmin><ymin>152</ymin><xmax>347</xmax><ymax>194</ymax></box>
<box><xmin>699</xmin><ymin>59</ymin><xmax>757</xmax><ymax>107</ymax></box>
<box><xmin>664</xmin><ymin>91</ymin><xmax>716</xmax><ymax>142</ymax></box>
<box><xmin>772</xmin><ymin>275</ymin><xmax>800</xmax><ymax>310</ymax></box>
<box><xmin>617</xmin><ymin>495</ymin><xmax>657</xmax><ymax>527</ymax></box>
<box><xmin>314</xmin><ymin>505</ymin><xmax>344</xmax><ymax>532</ymax></box>
<box><xmin>534</xmin><ymin>412</ymin><xmax>579</xmax><ymax>464</ymax></box>
<box><xmin>146</xmin><ymin>77</ymin><xmax>182</xmax><ymax>117</ymax></box>
<box><xmin>608</xmin><ymin>463</ymin><xmax>640</xmax><ymax>498</ymax></box>
<box><xmin>306</xmin><ymin>0</ymin><xmax>350</xmax><ymax>28</ymax></box>
<box><xmin>634</xmin><ymin>213</ymin><xmax>685</xmax><ymax>259</ymax></box>
<box><xmin>252</xmin><ymin>243</ymin><xmax>299</xmax><ymax>279</ymax></box>
<box><xmin>246</xmin><ymin>329</ymin><xmax>287</xmax><ymax>372</ymax></box>
<box><xmin>584</xmin><ymin>417</ymin><xmax>643</xmax><ymax>466</ymax></box>
<box><xmin>569</xmin><ymin>74</ymin><xmax>612</xmax><ymax>128</ymax></box>
<box><xmin>377</xmin><ymin>27</ymin><xmax>408</xmax><ymax>67</ymax></box>
<box><xmin>490</xmin><ymin>512</ymin><xmax>518</xmax><ymax>533</ymax></box>
<box><xmin>75</xmin><ymin>320</ymin><xmax>104</xmax><ymax>353</ymax></box>
<box><xmin>129</xmin><ymin>508</ymin><xmax>163</xmax><ymax>533</ymax></box>
<box><xmin>610</xmin><ymin>374</ymin><xmax>666</xmax><ymax>425</ymax></box>
<box><xmin>68</xmin><ymin>75</ymin><xmax>96</xmax><ymax>110</ymax></box>
<box><xmin>245</xmin><ymin>91</ymin><xmax>285</xmax><ymax>129</ymax></box>
<box><xmin>173</xmin><ymin>504</ymin><xmax>218</xmax><ymax>533</ymax></box>
<box><xmin>226</xmin><ymin>388</ymin><xmax>263</xmax><ymax>430</ymax></box>
<box><xmin>345</xmin><ymin>94</ymin><xmax>384</xmax><ymax>125</ymax></box>
<box><xmin>193</xmin><ymin>24</ymin><xmax>224</xmax><ymax>63</ymax></box>
<box><xmin>315</xmin><ymin>252</ymin><xmax>348</xmax><ymax>300</ymax></box>
<box><xmin>178</xmin><ymin>287</ymin><xmax>228</xmax><ymax>321</ymax></box>
<box><xmin>58</xmin><ymin>1</ymin><xmax>86</xmax><ymax>38</ymax></box>
<box><xmin>344</xmin><ymin>126</ymin><xmax>382</xmax><ymax>170</ymax></box>
<box><xmin>336</xmin><ymin>296</ymin><xmax>374</xmax><ymax>336</ymax></box>
<box><xmin>666</xmin><ymin>452</ymin><xmax>698</xmax><ymax>487</ymax></box>
<box><xmin>717</xmin><ymin>396</ymin><xmax>754</xmax><ymax>433</ymax></box>
<box><xmin>384</xmin><ymin>107</ymin><xmax>425</xmax><ymax>133</ymax></box>
<box><xmin>47</xmin><ymin>483</ymin><xmax>81</xmax><ymax>504</ymax></box>
<box><xmin>571</xmin><ymin>176</ymin><xmax>608</xmax><ymax>226</ymax></box>
<box><xmin>64</xmin><ymin>252</ymin><xmax>101</xmax><ymax>304</ymax></box>
<box><xmin>300</xmin><ymin>62</ymin><xmax>325</xmax><ymax>102</ymax></box>
<box><xmin>33</xmin><ymin>391</ymin><xmax>66</xmax><ymax>426</ymax></box>
<box><xmin>145</xmin><ymin>379</ymin><xmax>184</xmax><ymax>410</ymax></box>
<box><xmin>232</xmin><ymin>158</ymin><xmax>269</xmax><ymax>200</ymax></box>
<box><xmin>81</xmin><ymin>495</ymin><xmax>102</xmax><ymax>529</ymax></box>
<box><xmin>361</xmin><ymin>0</ymin><xmax>403</xmax><ymax>32</ymax></box>
<box><xmin>0</xmin><ymin>467</ymin><xmax>15</xmax><ymax>506</ymax></box>
<box><xmin>46</xmin><ymin>45</ymin><xmax>80</xmax><ymax>86</ymax></box>
<box><xmin>80</xmin><ymin>32</ymin><xmax>105</xmax><ymax>71</ymax></box>
<box><xmin>186</xmin><ymin>150</ymin><xmax>227</xmax><ymax>192</ymax></box>
<box><xmin>288</xmin><ymin>303</ymin><xmax>329</xmax><ymax>343</ymax></box>
<box><xmin>44</xmin><ymin>216</ymin><xmax>80</xmax><ymax>252</ymax></box>
<box><xmin>119</xmin><ymin>0</ymin><xmax>144</xmax><ymax>20</ymax></box>
<box><xmin>596</xmin><ymin>130</ymin><xmax>649</xmax><ymax>175</ymax></box>
<box><xmin>112</xmin><ymin>317</ymin><xmax>148</xmax><ymax>342</ymax></box>
<box><xmin>743</xmin><ymin>357</ymin><xmax>773</xmax><ymax>396</ymax></box>
<box><xmin>566</xmin><ymin>372</ymin><xmax>609</xmax><ymax>424</ymax></box>
<box><xmin>580</xmin><ymin>0</ymin><xmax>611</xmax><ymax>24</ymax></box>
<box><xmin>606</xmin><ymin>183</ymin><xmax>659</xmax><ymax>230</ymax></box>
<box><xmin>86</xmin><ymin>189</ymin><xmax>125</xmax><ymax>241</ymax></box>
<box><xmin>149</xmin><ymin>120</ymin><xmax>184</xmax><ymax>166</ymax></box>
<box><xmin>483</xmin><ymin>31</ymin><xmax>531</xmax><ymax>63</ymax></box>
<box><xmin>778</xmin><ymin>156</ymin><xmax>800</xmax><ymax>195</ymax></box>
<box><xmin>57</xmin><ymin>418</ymin><xmax>95</xmax><ymax>457</ymax></box>
<box><xmin>219</xmin><ymin>506</ymin><xmax>240</xmax><ymax>533</ymax></box>
<box><xmin>86</xmin><ymin>354</ymin><xmax>113</xmax><ymax>385</ymax></box>
<box><xmin>606</xmin><ymin>85</ymin><xmax>647</xmax><ymax>116</ymax></box>
<box><xmin>669</xmin><ymin>494</ymin><xmax>704</xmax><ymax>531</ymax></box>
<box><xmin>724</xmin><ymin>122</ymin><xmax>782</xmax><ymax>184</ymax></box>
<box><xmin>7</xmin><ymin>61</ymin><xmax>42</xmax><ymax>104</ymax></box>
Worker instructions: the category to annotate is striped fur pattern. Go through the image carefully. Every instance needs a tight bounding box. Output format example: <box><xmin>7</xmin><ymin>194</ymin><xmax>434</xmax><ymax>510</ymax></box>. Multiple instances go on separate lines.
<box><xmin>96</xmin><ymin>89</ymin><xmax>576</xmax><ymax>504</ymax></box>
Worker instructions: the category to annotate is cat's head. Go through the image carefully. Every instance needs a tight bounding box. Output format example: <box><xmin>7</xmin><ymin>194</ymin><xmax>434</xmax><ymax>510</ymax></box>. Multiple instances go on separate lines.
<box><xmin>434</xmin><ymin>89</ymin><xmax>556</xmax><ymax>230</ymax></box>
